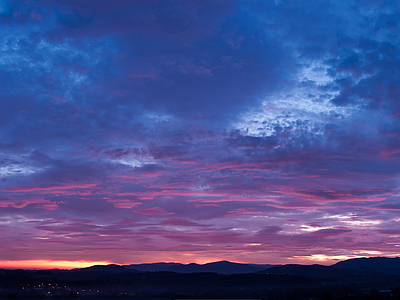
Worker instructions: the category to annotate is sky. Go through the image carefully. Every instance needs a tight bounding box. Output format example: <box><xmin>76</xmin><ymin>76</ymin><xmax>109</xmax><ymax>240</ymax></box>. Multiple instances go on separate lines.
<box><xmin>1</xmin><ymin>0</ymin><xmax>400</xmax><ymax>269</ymax></box>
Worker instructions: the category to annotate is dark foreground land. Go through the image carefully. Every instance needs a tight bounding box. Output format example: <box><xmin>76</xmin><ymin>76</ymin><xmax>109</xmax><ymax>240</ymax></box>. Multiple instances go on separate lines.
<box><xmin>1</xmin><ymin>258</ymin><xmax>400</xmax><ymax>300</ymax></box>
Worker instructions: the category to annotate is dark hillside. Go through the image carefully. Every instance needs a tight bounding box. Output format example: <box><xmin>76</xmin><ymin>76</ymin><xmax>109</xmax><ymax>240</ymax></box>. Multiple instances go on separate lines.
<box><xmin>333</xmin><ymin>257</ymin><xmax>400</xmax><ymax>275</ymax></box>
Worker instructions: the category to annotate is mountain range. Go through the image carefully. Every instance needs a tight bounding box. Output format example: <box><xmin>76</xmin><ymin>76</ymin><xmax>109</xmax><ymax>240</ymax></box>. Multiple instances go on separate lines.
<box><xmin>2</xmin><ymin>257</ymin><xmax>400</xmax><ymax>300</ymax></box>
<box><xmin>125</xmin><ymin>260</ymin><xmax>278</xmax><ymax>274</ymax></box>
<box><xmin>121</xmin><ymin>257</ymin><xmax>400</xmax><ymax>275</ymax></box>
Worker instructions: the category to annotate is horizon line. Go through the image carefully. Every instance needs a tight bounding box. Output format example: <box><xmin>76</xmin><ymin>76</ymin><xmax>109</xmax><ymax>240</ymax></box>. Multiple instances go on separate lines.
<box><xmin>0</xmin><ymin>256</ymin><xmax>394</xmax><ymax>270</ymax></box>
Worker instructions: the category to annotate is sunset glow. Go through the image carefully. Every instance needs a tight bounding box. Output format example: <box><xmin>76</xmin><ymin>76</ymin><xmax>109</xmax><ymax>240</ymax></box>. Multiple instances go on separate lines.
<box><xmin>0</xmin><ymin>260</ymin><xmax>112</xmax><ymax>270</ymax></box>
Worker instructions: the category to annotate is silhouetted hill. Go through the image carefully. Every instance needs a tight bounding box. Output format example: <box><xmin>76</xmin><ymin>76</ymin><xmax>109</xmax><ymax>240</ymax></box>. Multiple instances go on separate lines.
<box><xmin>76</xmin><ymin>264</ymin><xmax>136</xmax><ymax>273</ymax></box>
<box><xmin>332</xmin><ymin>257</ymin><xmax>400</xmax><ymax>275</ymax></box>
<box><xmin>125</xmin><ymin>262</ymin><xmax>183</xmax><ymax>272</ymax></box>
<box><xmin>257</xmin><ymin>264</ymin><xmax>365</xmax><ymax>278</ymax></box>
<box><xmin>126</xmin><ymin>260</ymin><xmax>278</xmax><ymax>274</ymax></box>
<box><xmin>59</xmin><ymin>264</ymin><xmax>139</xmax><ymax>280</ymax></box>
<box><xmin>3</xmin><ymin>261</ymin><xmax>400</xmax><ymax>300</ymax></box>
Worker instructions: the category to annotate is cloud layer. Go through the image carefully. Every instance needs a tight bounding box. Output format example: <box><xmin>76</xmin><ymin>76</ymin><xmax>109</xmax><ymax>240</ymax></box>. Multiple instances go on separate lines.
<box><xmin>1</xmin><ymin>0</ymin><xmax>400</xmax><ymax>266</ymax></box>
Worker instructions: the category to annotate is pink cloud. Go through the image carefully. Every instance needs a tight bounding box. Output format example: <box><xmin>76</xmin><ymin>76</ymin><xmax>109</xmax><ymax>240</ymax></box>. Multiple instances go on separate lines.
<box><xmin>35</xmin><ymin>202</ymin><xmax>59</xmax><ymax>211</ymax></box>
<box><xmin>380</xmin><ymin>148</ymin><xmax>400</xmax><ymax>156</ymax></box>
<box><xmin>107</xmin><ymin>200</ymin><xmax>142</xmax><ymax>209</ymax></box>
<box><xmin>133</xmin><ymin>207</ymin><xmax>175</xmax><ymax>216</ymax></box>
<box><xmin>194</xmin><ymin>203</ymin><xmax>221</xmax><ymax>208</ymax></box>
<box><xmin>141</xmin><ymin>172</ymin><xmax>162</xmax><ymax>177</ymax></box>
<box><xmin>178</xmin><ymin>161</ymin><xmax>199</xmax><ymax>165</ymax></box>
<box><xmin>0</xmin><ymin>199</ymin><xmax>60</xmax><ymax>210</ymax></box>
<box><xmin>226</xmin><ymin>208</ymin><xmax>262</xmax><ymax>217</ymax></box>
<box><xmin>29</xmin><ymin>12</ymin><xmax>43</xmax><ymax>20</ymax></box>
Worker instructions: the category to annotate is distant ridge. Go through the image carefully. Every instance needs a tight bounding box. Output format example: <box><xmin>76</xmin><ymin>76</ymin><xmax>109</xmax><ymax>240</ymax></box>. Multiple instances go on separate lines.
<box><xmin>124</xmin><ymin>262</ymin><xmax>181</xmax><ymax>272</ymax></box>
<box><xmin>75</xmin><ymin>264</ymin><xmax>138</xmax><ymax>274</ymax></box>
<box><xmin>58</xmin><ymin>257</ymin><xmax>400</xmax><ymax>276</ymax></box>
<box><xmin>256</xmin><ymin>264</ymin><xmax>376</xmax><ymax>279</ymax></box>
<box><xmin>332</xmin><ymin>257</ymin><xmax>400</xmax><ymax>275</ymax></box>
<box><xmin>125</xmin><ymin>260</ymin><xmax>278</xmax><ymax>274</ymax></box>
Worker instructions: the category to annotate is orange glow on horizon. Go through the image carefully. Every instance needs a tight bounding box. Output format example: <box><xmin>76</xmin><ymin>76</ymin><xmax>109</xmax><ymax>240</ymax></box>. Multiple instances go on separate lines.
<box><xmin>0</xmin><ymin>260</ymin><xmax>112</xmax><ymax>270</ymax></box>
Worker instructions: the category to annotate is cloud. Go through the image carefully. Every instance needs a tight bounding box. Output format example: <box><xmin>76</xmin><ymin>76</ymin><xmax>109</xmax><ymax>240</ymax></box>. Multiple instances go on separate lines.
<box><xmin>5</xmin><ymin>183</ymin><xmax>97</xmax><ymax>192</ymax></box>
<box><xmin>1</xmin><ymin>0</ymin><xmax>400</xmax><ymax>265</ymax></box>
<box><xmin>133</xmin><ymin>207</ymin><xmax>175</xmax><ymax>216</ymax></box>
<box><xmin>159</xmin><ymin>218</ymin><xmax>204</xmax><ymax>227</ymax></box>
<box><xmin>0</xmin><ymin>0</ymin><xmax>11</xmax><ymax>16</ymax></box>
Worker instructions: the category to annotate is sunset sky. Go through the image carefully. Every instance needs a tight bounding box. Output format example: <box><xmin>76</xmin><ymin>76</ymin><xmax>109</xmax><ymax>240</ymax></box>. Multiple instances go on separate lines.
<box><xmin>1</xmin><ymin>0</ymin><xmax>400</xmax><ymax>269</ymax></box>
